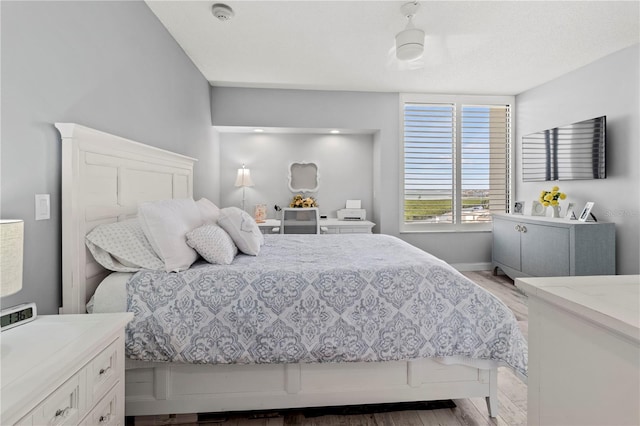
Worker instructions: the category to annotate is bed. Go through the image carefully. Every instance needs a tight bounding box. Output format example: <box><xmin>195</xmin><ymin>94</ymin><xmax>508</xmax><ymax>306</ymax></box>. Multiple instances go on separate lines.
<box><xmin>55</xmin><ymin>123</ymin><xmax>527</xmax><ymax>418</ymax></box>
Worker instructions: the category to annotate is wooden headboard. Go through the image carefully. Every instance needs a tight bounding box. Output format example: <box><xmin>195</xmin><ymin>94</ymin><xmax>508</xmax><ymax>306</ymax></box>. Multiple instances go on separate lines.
<box><xmin>55</xmin><ymin>123</ymin><xmax>196</xmax><ymax>314</ymax></box>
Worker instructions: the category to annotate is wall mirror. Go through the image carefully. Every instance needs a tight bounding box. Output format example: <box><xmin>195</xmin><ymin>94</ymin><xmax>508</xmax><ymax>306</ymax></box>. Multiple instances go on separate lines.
<box><xmin>288</xmin><ymin>162</ymin><xmax>319</xmax><ymax>192</ymax></box>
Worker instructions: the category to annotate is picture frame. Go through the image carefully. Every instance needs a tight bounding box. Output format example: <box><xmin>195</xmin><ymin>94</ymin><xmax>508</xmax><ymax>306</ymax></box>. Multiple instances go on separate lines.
<box><xmin>531</xmin><ymin>200</ymin><xmax>546</xmax><ymax>216</ymax></box>
<box><xmin>513</xmin><ymin>201</ymin><xmax>525</xmax><ymax>215</ymax></box>
<box><xmin>254</xmin><ymin>204</ymin><xmax>267</xmax><ymax>223</ymax></box>
<box><xmin>565</xmin><ymin>202</ymin><xmax>576</xmax><ymax>220</ymax></box>
<box><xmin>578</xmin><ymin>202</ymin><xmax>595</xmax><ymax>222</ymax></box>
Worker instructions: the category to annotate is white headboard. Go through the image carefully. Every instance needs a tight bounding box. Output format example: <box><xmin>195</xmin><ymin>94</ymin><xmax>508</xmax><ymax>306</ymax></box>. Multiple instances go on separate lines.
<box><xmin>55</xmin><ymin>123</ymin><xmax>197</xmax><ymax>314</ymax></box>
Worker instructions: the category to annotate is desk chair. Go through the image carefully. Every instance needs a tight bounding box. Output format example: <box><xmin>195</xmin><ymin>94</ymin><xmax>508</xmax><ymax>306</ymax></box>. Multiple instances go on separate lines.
<box><xmin>280</xmin><ymin>207</ymin><xmax>320</xmax><ymax>234</ymax></box>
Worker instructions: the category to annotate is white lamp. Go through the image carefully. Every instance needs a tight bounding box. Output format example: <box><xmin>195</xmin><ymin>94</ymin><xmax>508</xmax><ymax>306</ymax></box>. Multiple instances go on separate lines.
<box><xmin>234</xmin><ymin>164</ymin><xmax>254</xmax><ymax>211</ymax></box>
<box><xmin>1</xmin><ymin>220</ymin><xmax>23</xmax><ymax>298</ymax></box>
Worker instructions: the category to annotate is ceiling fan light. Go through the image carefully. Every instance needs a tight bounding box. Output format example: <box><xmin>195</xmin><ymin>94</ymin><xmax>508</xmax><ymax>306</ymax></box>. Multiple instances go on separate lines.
<box><xmin>395</xmin><ymin>27</ymin><xmax>425</xmax><ymax>61</ymax></box>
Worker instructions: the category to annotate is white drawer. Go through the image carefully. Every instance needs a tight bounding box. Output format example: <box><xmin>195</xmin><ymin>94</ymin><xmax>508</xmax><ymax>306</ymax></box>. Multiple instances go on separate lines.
<box><xmin>339</xmin><ymin>227</ymin><xmax>370</xmax><ymax>233</ymax></box>
<box><xmin>88</xmin><ymin>339</ymin><xmax>120</xmax><ymax>406</ymax></box>
<box><xmin>31</xmin><ymin>369</ymin><xmax>86</xmax><ymax>426</ymax></box>
<box><xmin>80</xmin><ymin>384</ymin><xmax>122</xmax><ymax>426</ymax></box>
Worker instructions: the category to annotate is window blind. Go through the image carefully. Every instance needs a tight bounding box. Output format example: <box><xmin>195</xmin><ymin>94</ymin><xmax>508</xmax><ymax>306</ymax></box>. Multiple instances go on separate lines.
<box><xmin>402</xmin><ymin>99</ymin><xmax>511</xmax><ymax>227</ymax></box>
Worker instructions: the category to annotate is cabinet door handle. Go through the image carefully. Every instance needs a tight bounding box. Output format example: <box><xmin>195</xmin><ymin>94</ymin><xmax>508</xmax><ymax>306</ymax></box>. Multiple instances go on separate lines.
<box><xmin>515</xmin><ymin>225</ymin><xmax>521</xmax><ymax>232</ymax></box>
<box><xmin>99</xmin><ymin>366</ymin><xmax>111</xmax><ymax>376</ymax></box>
<box><xmin>99</xmin><ymin>414</ymin><xmax>111</xmax><ymax>424</ymax></box>
<box><xmin>521</xmin><ymin>225</ymin><xmax>527</xmax><ymax>233</ymax></box>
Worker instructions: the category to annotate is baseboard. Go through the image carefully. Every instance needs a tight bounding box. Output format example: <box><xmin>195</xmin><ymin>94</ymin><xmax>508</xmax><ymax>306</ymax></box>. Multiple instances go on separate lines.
<box><xmin>450</xmin><ymin>262</ymin><xmax>492</xmax><ymax>272</ymax></box>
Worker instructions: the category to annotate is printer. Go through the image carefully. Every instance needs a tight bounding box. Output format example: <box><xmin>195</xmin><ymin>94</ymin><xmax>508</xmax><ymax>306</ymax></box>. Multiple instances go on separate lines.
<box><xmin>337</xmin><ymin>200</ymin><xmax>366</xmax><ymax>220</ymax></box>
<box><xmin>337</xmin><ymin>208</ymin><xmax>366</xmax><ymax>221</ymax></box>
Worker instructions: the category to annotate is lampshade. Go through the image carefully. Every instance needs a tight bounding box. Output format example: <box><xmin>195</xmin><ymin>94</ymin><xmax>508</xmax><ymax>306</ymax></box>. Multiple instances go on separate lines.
<box><xmin>0</xmin><ymin>220</ymin><xmax>24</xmax><ymax>297</ymax></box>
<box><xmin>234</xmin><ymin>165</ymin><xmax>254</xmax><ymax>187</ymax></box>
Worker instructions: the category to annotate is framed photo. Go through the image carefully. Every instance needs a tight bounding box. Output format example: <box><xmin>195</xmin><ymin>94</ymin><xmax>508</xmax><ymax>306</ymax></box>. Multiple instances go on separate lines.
<box><xmin>513</xmin><ymin>201</ymin><xmax>525</xmax><ymax>215</ymax></box>
<box><xmin>254</xmin><ymin>204</ymin><xmax>267</xmax><ymax>223</ymax></box>
<box><xmin>565</xmin><ymin>202</ymin><xmax>576</xmax><ymax>220</ymax></box>
<box><xmin>531</xmin><ymin>200</ymin><xmax>546</xmax><ymax>216</ymax></box>
<box><xmin>578</xmin><ymin>202</ymin><xmax>595</xmax><ymax>222</ymax></box>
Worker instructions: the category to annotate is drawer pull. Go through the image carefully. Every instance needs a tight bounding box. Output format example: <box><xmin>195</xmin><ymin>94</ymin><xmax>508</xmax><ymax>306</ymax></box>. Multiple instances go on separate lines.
<box><xmin>515</xmin><ymin>225</ymin><xmax>521</xmax><ymax>232</ymax></box>
<box><xmin>54</xmin><ymin>406</ymin><xmax>71</xmax><ymax>419</ymax></box>
<box><xmin>99</xmin><ymin>414</ymin><xmax>111</xmax><ymax>423</ymax></box>
<box><xmin>98</xmin><ymin>366</ymin><xmax>111</xmax><ymax>376</ymax></box>
<box><xmin>521</xmin><ymin>225</ymin><xmax>527</xmax><ymax>233</ymax></box>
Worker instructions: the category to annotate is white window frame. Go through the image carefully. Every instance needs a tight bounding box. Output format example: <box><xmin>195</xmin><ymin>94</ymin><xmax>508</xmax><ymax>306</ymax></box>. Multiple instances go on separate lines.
<box><xmin>399</xmin><ymin>93</ymin><xmax>515</xmax><ymax>233</ymax></box>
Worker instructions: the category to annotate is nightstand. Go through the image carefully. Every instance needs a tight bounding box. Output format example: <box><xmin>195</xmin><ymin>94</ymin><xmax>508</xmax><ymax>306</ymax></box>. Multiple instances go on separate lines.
<box><xmin>0</xmin><ymin>313</ymin><xmax>133</xmax><ymax>426</ymax></box>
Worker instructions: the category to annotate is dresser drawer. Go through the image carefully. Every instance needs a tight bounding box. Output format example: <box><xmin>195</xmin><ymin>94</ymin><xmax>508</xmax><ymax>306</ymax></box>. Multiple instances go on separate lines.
<box><xmin>80</xmin><ymin>384</ymin><xmax>122</xmax><ymax>426</ymax></box>
<box><xmin>88</xmin><ymin>339</ymin><xmax>120</xmax><ymax>405</ymax></box>
<box><xmin>339</xmin><ymin>227</ymin><xmax>370</xmax><ymax>233</ymax></box>
<box><xmin>30</xmin><ymin>369</ymin><xmax>86</xmax><ymax>426</ymax></box>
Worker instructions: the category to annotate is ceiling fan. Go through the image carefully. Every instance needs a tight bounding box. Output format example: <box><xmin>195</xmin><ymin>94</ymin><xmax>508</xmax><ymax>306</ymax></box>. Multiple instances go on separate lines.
<box><xmin>388</xmin><ymin>1</ymin><xmax>426</xmax><ymax>71</ymax></box>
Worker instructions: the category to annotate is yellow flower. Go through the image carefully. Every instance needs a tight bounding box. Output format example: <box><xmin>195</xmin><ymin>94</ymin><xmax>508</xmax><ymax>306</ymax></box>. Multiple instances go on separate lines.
<box><xmin>559</xmin><ymin>193</ymin><xmax>566</xmax><ymax>200</ymax></box>
<box><xmin>544</xmin><ymin>194</ymin><xmax>553</xmax><ymax>201</ymax></box>
<box><xmin>550</xmin><ymin>200</ymin><xmax>558</xmax><ymax>206</ymax></box>
<box><xmin>552</xmin><ymin>186</ymin><xmax>559</xmax><ymax>191</ymax></box>
<box><xmin>542</xmin><ymin>201</ymin><xmax>550</xmax><ymax>207</ymax></box>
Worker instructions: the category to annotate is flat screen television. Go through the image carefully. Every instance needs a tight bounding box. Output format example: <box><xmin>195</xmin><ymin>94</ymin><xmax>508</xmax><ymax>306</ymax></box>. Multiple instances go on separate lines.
<box><xmin>522</xmin><ymin>116</ymin><xmax>606</xmax><ymax>181</ymax></box>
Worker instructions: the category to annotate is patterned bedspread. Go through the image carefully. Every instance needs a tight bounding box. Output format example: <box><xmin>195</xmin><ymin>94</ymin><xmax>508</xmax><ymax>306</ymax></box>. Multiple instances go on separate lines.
<box><xmin>126</xmin><ymin>234</ymin><xmax>527</xmax><ymax>376</ymax></box>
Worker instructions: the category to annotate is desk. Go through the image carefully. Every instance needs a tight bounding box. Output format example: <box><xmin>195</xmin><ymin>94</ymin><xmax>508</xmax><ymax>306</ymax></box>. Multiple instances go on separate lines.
<box><xmin>258</xmin><ymin>218</ymin><xmax>375</xmax><ymax>234</ymax></box>
<box><xmin>515</xmin><ymin>275</ymin><xmax>640</xmax><ymax>426</ymax></box>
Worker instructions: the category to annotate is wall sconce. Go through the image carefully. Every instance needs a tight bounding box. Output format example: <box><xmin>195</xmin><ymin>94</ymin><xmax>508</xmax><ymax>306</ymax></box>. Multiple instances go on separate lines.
<box><xmin>234</xmin><ymin>164</ymin><xmax>254</xmax><ymax>211</ymax></box>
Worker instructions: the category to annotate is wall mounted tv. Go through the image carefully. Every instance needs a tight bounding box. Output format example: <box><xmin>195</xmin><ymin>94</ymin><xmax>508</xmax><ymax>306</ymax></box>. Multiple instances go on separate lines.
<box><xmin>522</xmin><ymin>116</ymin><xmax>606</xmax><ymax>181</ymax></box>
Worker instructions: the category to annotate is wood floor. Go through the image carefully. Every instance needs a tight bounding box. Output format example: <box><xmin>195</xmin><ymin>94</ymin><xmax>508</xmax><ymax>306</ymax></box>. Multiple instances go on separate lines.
<box><xmin>129</xmin><ymin>271</ymin><xmax>528</xmax><ymax>426</ymax></box>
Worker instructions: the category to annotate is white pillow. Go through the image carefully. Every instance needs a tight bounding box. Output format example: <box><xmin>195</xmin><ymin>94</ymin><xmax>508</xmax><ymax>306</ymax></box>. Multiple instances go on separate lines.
<box><xmin>186</xmin><ymin>224</ymin><xmax>238</xmax><ymax>265</ymax></box>
<box><xmin>217</xmin><ymin>207</ymin><xmax>263</xmax><ymax>256</ymax></box>
<box><xmin>196</xmin><ymin>198</ymin><xmax>220</xmax><ymax>225</ymax></box>
<box><xmin>138</xmin><ymin>198</ymin><xmax>203</xmax><ymax>272</ymax></box>
<box><xmin>85</xmin><ymin>219</ymin><xmax>164</xmax><ymax>272</ymax></box>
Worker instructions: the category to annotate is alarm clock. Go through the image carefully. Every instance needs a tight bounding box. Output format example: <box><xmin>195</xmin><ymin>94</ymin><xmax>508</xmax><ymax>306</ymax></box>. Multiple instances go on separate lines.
<box><xmin>1</xmin><ymin>302</ymin><xmax>37</xmax><ymax>331</ymax></box>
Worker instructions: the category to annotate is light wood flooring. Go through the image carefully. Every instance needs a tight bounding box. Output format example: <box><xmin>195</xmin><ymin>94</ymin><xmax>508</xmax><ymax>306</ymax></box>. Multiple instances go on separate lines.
<box><xmin>129</xmin><ymin>271</ymin><xmax>528</xmax><ymax>426</ymax></box>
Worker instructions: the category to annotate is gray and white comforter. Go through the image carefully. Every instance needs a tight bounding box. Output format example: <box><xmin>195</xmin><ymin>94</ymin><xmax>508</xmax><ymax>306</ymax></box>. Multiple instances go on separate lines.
<box><xmin>126</xmin><ymin>234</ymin><xmax>527</xmax><ymax>376</ymax></box>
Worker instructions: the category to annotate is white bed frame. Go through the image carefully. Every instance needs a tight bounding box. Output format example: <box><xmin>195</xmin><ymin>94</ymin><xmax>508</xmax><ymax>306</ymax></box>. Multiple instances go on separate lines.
<box><xmin>56</xmin><ymin>123</ymin><xmax>498</xmax><ymax>418</ymax></box>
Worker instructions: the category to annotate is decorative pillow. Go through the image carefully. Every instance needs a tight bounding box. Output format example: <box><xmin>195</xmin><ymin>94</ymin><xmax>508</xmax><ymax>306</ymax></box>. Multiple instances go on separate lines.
<box><xmin>138</xmin><ymin>198</ymin><xmax>203</xmax><ymax>272</ymax></box>
<box><xmin>217</xmin><ymin>207</ymin><xmax>263</xmax><ymax>256</ymax></box>
<box><xmin>186</xmin><ymin>224</ymin><xmax>238</xmax><ymax>265</ymax></box>
<box><xmin>85</xmin><ymin>219</ymin><xmax>164</xmax><ymax>272</ymax></box>
<box><xmin>196</xmin><ymin>198</ymin><xmax>220</xmax><ymax>225</ymax></box>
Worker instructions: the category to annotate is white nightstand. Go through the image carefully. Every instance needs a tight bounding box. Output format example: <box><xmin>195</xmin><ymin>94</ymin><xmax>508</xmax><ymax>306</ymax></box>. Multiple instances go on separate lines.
<box><xmin>0</xmin><ymin>313</ymin><xmax>133</xmax><ymax>426</ymax></box>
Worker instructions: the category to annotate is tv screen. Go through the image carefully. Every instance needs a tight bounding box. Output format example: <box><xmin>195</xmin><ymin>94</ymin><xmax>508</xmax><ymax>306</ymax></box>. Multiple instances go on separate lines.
<box><xmin>522</xmin><ymin>116</ymin><xmax>606</xmax><ymax>181</ymax></box>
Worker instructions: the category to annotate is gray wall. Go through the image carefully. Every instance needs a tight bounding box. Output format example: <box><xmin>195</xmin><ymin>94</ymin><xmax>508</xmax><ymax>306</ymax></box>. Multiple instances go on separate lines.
<box><xmin>211</xmin><ymin>87</ymin><xmax>495</xmax><ymax>270</ymax></box>
<box><xmin>218</xmin><ymin>132</ymin><xmax>374</xmax><ymax>219</ymax></box>
<box><xmin>0</xmin><ymin>1</ymin><xmax>215</xmax><ymax>314</ymax></box>
<box><xmin>516</xmin><ymin>44</ymin><xmax>639</xmax><ymax>274</ymax></box>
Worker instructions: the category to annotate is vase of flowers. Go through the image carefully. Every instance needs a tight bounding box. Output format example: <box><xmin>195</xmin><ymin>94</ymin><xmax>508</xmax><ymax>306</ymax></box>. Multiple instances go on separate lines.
<box><xmin>539</xmin><ymin>186</ymin><xmax>566</xmax><ymax>218</ymax></box>
<box><xmin>289</xmin><ymin>194</ymin><xmax>318</xmax><ymax>208</ymax></box>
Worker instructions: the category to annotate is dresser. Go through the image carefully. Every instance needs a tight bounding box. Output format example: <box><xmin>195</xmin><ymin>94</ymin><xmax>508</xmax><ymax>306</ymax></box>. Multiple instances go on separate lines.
<box><xmin>258</xmin><ymin>218</ymin><xmax>375</xmax><ymax>234</ymax></box>
<box><xmin>516</xmin><ymin>275</ymin><xmax>640</xmax><ymax>426</ymax></box>
<box><xmin>492</xmin><ymin>213</ymin><xmax>615</xmax><ymax>279</ymax></box>
<box><xmin>0</xmin><ymin>313</ymin><xmax>133</xmax><ymax>426</ymax></box>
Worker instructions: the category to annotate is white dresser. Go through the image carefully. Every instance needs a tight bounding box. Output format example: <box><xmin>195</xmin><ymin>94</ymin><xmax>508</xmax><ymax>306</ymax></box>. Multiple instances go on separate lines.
<box><xmin>0</xmin><ymin>313</ymin><xmax>133</xmax><ymax>426</ymax></box>
<box><xmin>516</xmin><ymin>275</ymin><xmax>640</xmax><ymax>426</ymax></box>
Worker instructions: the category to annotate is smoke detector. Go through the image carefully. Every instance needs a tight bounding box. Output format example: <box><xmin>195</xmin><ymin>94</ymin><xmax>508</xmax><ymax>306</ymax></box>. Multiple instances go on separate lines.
<box><xmin>212</xmin><ymin>3</ymin><xmax>234</xmax><ymax>21</ymax></box>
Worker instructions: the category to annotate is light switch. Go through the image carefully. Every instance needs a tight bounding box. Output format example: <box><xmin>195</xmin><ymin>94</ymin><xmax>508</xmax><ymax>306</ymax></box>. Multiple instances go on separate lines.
<box><xmin>35</xmin><ymin>194</ymin><xmax>50</xmax><ymax>220</ymax></box>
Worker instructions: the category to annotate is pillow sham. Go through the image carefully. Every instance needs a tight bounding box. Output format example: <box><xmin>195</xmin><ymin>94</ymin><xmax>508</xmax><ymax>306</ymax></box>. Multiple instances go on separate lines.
<box><xmin>196</xmin><ymin>198</ymin><xmax>220</xmax><ymax>225</ymax></box>
<box><xmin>85</xmin><ymin>219</ymin><xmax>164</xmax><ymax>272</ymax></box>
<box><xmin>138</xmin><ymin>198</ymin><xmax>203</xmax><ymax>272</ymax></box>
<box><xmin>217</xmin><ymin>207</ymin><xmax>263</xmax><ymax>256</ymax></box>
<box><xmin>186</xmin><ymin>224</ymin><xmax>238</xmax><ymax>265</ymax></box>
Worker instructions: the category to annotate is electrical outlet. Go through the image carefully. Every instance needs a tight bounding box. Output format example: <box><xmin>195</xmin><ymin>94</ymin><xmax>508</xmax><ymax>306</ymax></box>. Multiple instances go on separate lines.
<box><xmin>35</xmin><ymin>194</ymin><xmax>50</xmax><ymax>220</ymax></box>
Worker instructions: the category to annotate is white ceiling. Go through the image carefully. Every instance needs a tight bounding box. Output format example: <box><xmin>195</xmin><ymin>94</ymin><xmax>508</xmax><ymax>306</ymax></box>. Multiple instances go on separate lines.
<box><xmin>146</xmin><ymin>0</ymin><xmax>640</xmax><ymax>95</ymax></box>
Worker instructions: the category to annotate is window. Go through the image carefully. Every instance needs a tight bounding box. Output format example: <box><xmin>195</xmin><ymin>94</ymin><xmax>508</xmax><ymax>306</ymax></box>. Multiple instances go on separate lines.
<box><xmin>400</xmin><ymin>94</ymin><xmax>513</xmax><ymax>232</ymax></box>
